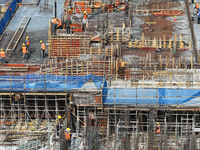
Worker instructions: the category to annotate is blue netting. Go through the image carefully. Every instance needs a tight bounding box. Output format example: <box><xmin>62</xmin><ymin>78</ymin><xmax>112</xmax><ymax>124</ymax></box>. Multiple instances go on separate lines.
<box><xmin>0</xmin><ymin>0</ymin><xmax>17</xmax><ymax>35</ymax></box>
<box><xmin>103</xmin><ymin>88</ymin><xmax>200</xmax><ymax>105</ymax></box>
<box><xmin>0</xmin><ymin>74</ymin><xmax>106</xmax><ymax>91</ymax></box>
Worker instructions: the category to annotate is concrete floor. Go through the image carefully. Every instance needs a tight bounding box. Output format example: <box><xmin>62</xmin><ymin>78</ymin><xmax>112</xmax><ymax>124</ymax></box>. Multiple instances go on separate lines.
<box><xmin>0</xmin><ymin>0</ymin><xmax>64</xmax><ymax>64</ymax></box>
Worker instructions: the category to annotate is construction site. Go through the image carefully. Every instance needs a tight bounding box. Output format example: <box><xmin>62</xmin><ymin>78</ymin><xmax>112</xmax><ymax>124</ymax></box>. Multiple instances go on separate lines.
<box><xmin>1</xmin><ymin>0</ymin><xmax>200</xmax><ymax>149</ymax></box>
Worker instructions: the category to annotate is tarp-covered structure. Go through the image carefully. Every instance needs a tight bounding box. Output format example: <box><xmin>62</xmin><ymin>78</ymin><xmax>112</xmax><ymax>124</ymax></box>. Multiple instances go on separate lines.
<box><xmin>0</xmin><ymin>74</ymin><xmax>105</xmax><ymax>91</ymax></box>
<box><xmin>103</xmin><ymin>88</ymin><xmax>200</xmax><ymax>106</ymax></box>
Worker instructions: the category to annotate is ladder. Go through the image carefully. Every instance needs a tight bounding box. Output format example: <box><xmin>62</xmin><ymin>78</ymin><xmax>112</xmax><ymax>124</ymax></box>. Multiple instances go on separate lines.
<box><xmin>6</xmin><ymin>17</ymin><xmax>31</xmax><ymax>52</ymax></box>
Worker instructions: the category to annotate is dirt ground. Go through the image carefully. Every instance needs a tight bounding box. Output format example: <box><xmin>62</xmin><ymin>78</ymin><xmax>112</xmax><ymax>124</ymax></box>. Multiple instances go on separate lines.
<box><xmin>141</xmin><ymin>16</ymin><xmax>174</xmax><ymax>39</ymax></box>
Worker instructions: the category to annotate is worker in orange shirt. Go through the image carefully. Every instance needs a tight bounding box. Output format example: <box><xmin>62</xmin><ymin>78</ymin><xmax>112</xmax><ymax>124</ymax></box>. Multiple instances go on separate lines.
<box><xmin>52</xmin><ymin>16</ymin><xmax>58</xmax><ymax>34</ymax></box>
<box><xmin>82</xmin><ymin>11</ymin><xmax>88</xmax><ymax>31</ymax></box>
<box><xmin>0</xmin><ymin>49</ymin><xmax>5</xmax><ymax>65</ymax></box>
<box><xmin>22</xmin><ymin>43</ymin><xmax>27</xmax><ymax>60</ymax></box>
<box><xmin>57</xmin><ymin>18</ymin><xmax>62</xmax><ymax>29</ymax></box>
<box><xmin>25</xmin><ymin>36</ymin><xmax>30</xmax><ymax>50</ymax></box>
<box><xmin>65</xmin><ymin>128</ymin><xmax>71</xmax><ymax>148</ymax></box>
<box><xmin>40</xmin><ymin>41</ymin><xmax>46</xmax><ymax>58</ymax></box>
<box><xmin>156</xmin><ymin>122</ymin><xmax>160</xmax><ymax>134</ymax></box>
<box><xmin>68</xmin><ymin>9</ymin><xmax>72</xmax><ymax>16</ymax></box>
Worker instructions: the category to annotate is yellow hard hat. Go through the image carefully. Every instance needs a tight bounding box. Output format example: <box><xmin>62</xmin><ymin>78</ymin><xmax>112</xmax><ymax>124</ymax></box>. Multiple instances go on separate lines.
<box><xmin>52</xmin><ymin>16</ymin><xmax>54</xmax><ymax>18</ymax></box>
<box><xmin>58</xmin><ymin>115</ymin><xmax>62</xmax><ymax>119</ymax></box>
<box><xmin>68</xmin><ymin>9</ymin><xmax>71</xmax><ymax>11</ymax></box>
<box><xmin>26</xmin><ymin>36</ymin><xmax>29</xmax><ymax>38</ymax></box>
<box><xmin>84</xmin><ymin>11</ymin><xmax>86</xmax><ymax>14</ymax></box>
<box><xmin>23</xmin><ymin>43</ymin><xmax>25</xmax><ymax>46</ymax></box>
<box><xmin>28</xmin><ymin>122</ymin><xmax>32</xmax><ymax>126</ymax></box>
<box><xmin>1</xmin><ymin>49</ymin><xmax>3</xmax><ymax>51</ymax></box>
<box><xmin>40</xmin><ymin>41</ymin><xmax>42</xmax><ymax>43</ymax></box>
<box><xmin>66</xmin><ymin>128</ymin><xmax>71</xmax><ymax>131</ymax></box>
<box><xmin>195</xmin><ymin>1</ymin><xmax>197</xmax><ymax>3</ymax></box>
<box><xmin>156</xmin><ymin>122</ymin><xmax>160</xmax><ymax>125</ymax></box>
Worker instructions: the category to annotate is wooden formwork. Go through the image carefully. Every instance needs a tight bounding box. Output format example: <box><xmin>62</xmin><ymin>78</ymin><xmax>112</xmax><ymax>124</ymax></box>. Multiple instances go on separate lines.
<box><xmin>42</xmin><ymin>58</ymin><xmax>115</xmax><ymax>76</ymax></box>
<box><xmin>129</xmin><ymin>34</ymin><xmax>191</xmax><ymax>49</ymax></box>
<box><xmin>49</xmin><ymin>33</ymin><xmax>90</xmax><ymax>58</ymax></box>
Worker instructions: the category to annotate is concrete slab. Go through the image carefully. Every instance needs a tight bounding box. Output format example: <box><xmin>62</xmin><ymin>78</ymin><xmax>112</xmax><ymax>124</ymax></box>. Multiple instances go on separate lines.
<box><xmin>0</xmin><ymin>0</ymin><xmax>64</xmax><ymax>64</ymax></box>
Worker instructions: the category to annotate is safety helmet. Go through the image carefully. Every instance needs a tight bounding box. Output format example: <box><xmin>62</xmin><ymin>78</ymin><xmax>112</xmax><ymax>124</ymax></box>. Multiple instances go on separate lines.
<box><xmin>195</xmin><ymin>1</ymin><xmax>197</xmax><ymax>3</ymax></box>
<box><xmin>156</xmin><ymin>122</ymin><xmax>160</xmax><ymax>125</ymax></box>
<box><xmin>66</xmin><ymin>128</ymin><xmax>71</xmax><ymax>131</ymax></box>
<box><xmin>1</xmin><ymin>49</ymin><xmax>3</xmax><ymax>51</ymax></box>
<box><xmin>23</xmin><ymin>43</ymin><xmax>25</xmax><ymax>46</ymax></box>
<box><xmin>68</xmin><ymin>17</ymin><xmax>70</xmax><ymax>19</ymax></box>
<box><xmin>40</xmin><ymin>41</ymin><xmax>43</xmax><ymax>43</ymax></box>
<box><xmin>58</xmin><ymin>115</ymin><xmax>62</xmax><ymax>119</ymax></box>
<box><xmin>26</xmin><ymin>36</ymin><xmax>29</xmax><ymax>38</ymax></box>
<box><xmin>52</xmin><ymin>16</ymin><xmax>54</xmax><ymax>19</ymax></box>
<box><xmin>68</xmin><ymin>9</ymin><xmax>71</xmax><ymax>11</ymax></box>
<box><xmin>84</xmin><ymin>11</ymin><xmax>86</xmax><ymax>14</ymax></box>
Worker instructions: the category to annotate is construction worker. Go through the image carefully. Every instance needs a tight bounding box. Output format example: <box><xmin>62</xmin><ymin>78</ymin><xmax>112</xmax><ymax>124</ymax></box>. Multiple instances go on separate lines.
<box><xmin>52</xmin><ymin>16</ymin><xmax>58</xmax><ymax>34</ymax></box>
<box><xmin>40</xmin><ymin>41</ymin><xmax>45</xmax><ymax>58</ymax></box>
<box><xmin>82</xmin><ymin>11</ymin><xmax>88</xmax><ymax>31</ymax></box>
<box><xmin>68</xmin><ymin>9</ymin><xmax>72</xmax><ymax>16</ymax></box>
<box><xmin>25</xmin><ymin>36</ymin><xmax>30</xmax><ymax>50</ymax></box>
<box><xmin>198</xmin><ymin>9</ymin><xmax>200</xmax><ymax>24</ymax></box>
<box><xmin>0</xmin><ymin>49</ymin><xmax>5</xmax><ymax>65</ymax></box>
<box><xmin>57</xmin><ymin>18</ymin><xmax>62</xmax><ymax>29</ymax></box>
<box><xmin>56</xmin><ymin>115</ymin><xmax>62</xmax><ymax>136</ymax></box>
<box><xmin>65</xmin><ymin>17</ymin><xmax>71</xmax><ymax>34</ymax></box>
<box><xmin>65</xmin><ymin>128</ymin><xmax>71</xmax><ymax>148</ymax></box>
<box><xmin>156</xmin><ymin>122</ymin><xmax>160</xmax><ymax>134</ymax></box>
<box><xmin>22</xmin><ymin>43</ymin><xmax>27</xmax><ymax>60</ymax></box>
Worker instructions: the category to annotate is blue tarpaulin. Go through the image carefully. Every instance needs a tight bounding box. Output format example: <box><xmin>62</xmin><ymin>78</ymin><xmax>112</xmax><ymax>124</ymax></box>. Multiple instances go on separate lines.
<box><xmin>103</xmin><ymin>88</ymin><xmax>200</xmax><ymax>105</ymax></box>
<box><xmin>0</xmin><ymin>0</ymin><xmax>18</xmax><ymax>35</ymax></box>
<box><xmin>0</xmin><ymin>74</ymin><xmax>105</xmax><ymax>91</ymax></box>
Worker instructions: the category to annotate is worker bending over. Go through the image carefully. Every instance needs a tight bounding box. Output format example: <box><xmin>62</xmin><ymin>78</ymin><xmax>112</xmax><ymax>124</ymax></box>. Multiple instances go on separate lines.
<box><xmin>52</xmin><ymin>16</ymin><xmax>58</xmax><ymax>34</ymax></box>
<box><xmin>25</xmin><ymin>36</ymin><xmax>30</xmax><ymax>50</ymax></box>
<box><xmin>0</xmin><ymin>49</ymin><xmax>5</xmax><ymax>65</ymax></box>
<box><xmin>57</xmin><ymin>18</ymin><xmax>62</xmax><ymax>29</ymax></box>
<box><xmin>65</xmin><ymin>17</ymin><xmax>71</xmax><ymax>34</ymax></box>
<box><xmin>82</xmin><ymin>11</ymin><xmax>88</xmax><ymax>31</ymax></box>
<box><xmin>40</xmin><ymin>41</ymin><xmax>46</xmax><ymax>58</ymax></box>
<box><xmin>22</xmin><ymin>43</ymin><xmax>27</xmax><ymax>61</ymax></box>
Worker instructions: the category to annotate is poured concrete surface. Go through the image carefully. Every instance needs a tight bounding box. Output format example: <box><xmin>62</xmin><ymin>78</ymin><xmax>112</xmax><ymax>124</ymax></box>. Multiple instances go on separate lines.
<box><xmin>0</xmin><ymin>0</ymin><xmax>64</xmax><ymax>64</ymax></box>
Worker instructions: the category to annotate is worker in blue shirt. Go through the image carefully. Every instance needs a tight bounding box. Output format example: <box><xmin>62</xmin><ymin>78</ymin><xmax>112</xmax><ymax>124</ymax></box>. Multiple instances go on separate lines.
<box><xmin>198</xmin><ymin>9</ymin><xmax>200</xmax><ymax>24</ymax></box>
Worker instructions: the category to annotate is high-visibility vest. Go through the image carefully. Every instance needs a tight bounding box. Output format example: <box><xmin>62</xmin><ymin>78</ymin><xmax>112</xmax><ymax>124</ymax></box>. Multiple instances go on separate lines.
<box><xmin>65</xmin><ymin>132</ymin><xmax>70</xmax><ymax>140</ymax></box>
<box><xmin>57</xmin><ymin>19</ymin><xmax>62</xmax><ymax>27</ymax></box>
<box><xmin>196</xmin><ymin>4</ymin><xmax>199</xmax><ymax>9</ymax></box>
<box><xmin>156</xmin><ymin>126</ymin><xmax>160</xmax><ymax>134</ymax></box>
<box><xmin>84</xmin><ymin>13</ymin><xmax>88</xmax><ymax>19</ymax></box>
<box><xmin>22</xmin><ymin>46</ymin><xmax>27</xmax><ymax>53</ymax></box>
<box><xmin>52</xmin><ymin>18</ymin><xmax>57</xmax><ymax>24</ymax></box>
<box><xmin>68</xmin><ymin>11</ymin><xmax>72</xmax><ymax>15</ymax></box>
<box><xmin>41</xmin><ymin>43</ymin><xmax>45</xmax><ymax>50</ymax></box>
<box><xmin>0</xmin><ymin>51</ymin><xmax>5</xmax><ymax>57</ymax></box>
<box><xmin>25</xmin><ymin>39</ymin><xmax>30</xmax><ymax>45</ymax></box>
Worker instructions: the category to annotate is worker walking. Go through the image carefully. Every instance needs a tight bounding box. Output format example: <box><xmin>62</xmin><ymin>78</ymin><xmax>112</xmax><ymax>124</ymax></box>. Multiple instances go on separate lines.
<box><xmin>25</xmin><ymin>36</ymin><xmax>30</xmax><ymax>50</ymax></box>
<box><xmin>22</xmin><ymin>43</ymin><xmax>27</xmax><ymax>60</ymax></box>
<box><xmin>65</xmin><ymin>128</ymin><xmax>71</xmax><ymax>148</ymax></box>
<box><xmin>40</xmin><ymin>41</ymin><xmax>46</xmax><ymax>58</ymax></box>
<box><xmin>57</xmin><ymin>18</ymin><xmax>62</xmax><ymax>29</ymax></box>
<box><xmin>0</xmin><ymin>49</ymin><xmax>5</xmax><ymax>65</ymax></box>
<box><xmin>52</xmin><ymin>16</ymin><xmax>58</xmax><ymax>34</ymax></box>
<box><xmin>65</xmin><ymin>17</ymin><xmax>71</xmax><ymax>34</ymax></box>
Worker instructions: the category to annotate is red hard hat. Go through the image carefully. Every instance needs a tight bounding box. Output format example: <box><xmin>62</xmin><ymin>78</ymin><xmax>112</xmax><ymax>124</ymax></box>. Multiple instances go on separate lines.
<box><xmin>68</xmin><ymin>17</ymin><xmax>70</xmax><ymax>19</ymax></box>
